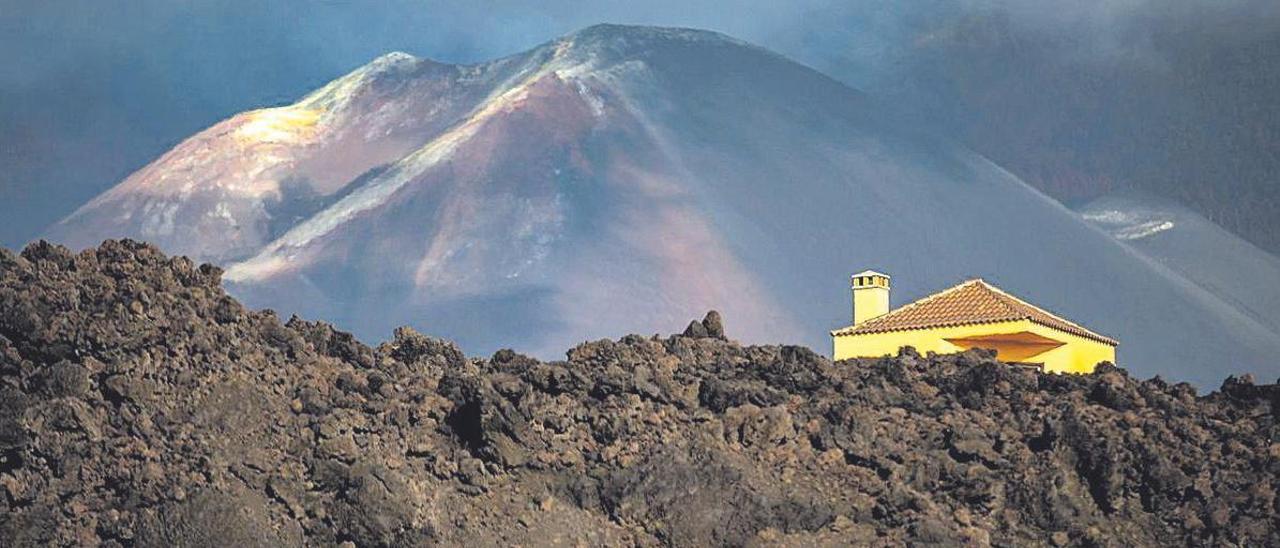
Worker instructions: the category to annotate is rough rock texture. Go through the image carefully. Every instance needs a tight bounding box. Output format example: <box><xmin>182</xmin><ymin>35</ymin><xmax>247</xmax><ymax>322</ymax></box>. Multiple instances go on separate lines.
<box><xmin>1</xmin><ymin>240</ymin><xmax>1276</xmax><ymax>547</ymax></box>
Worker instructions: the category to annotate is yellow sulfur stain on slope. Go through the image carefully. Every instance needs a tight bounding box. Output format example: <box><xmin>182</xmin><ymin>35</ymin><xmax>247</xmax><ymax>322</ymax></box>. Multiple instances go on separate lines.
<box><xmin>234</xmin><ymin>107</ymin><xmax>322</xmax><ymax>145</ymax></box>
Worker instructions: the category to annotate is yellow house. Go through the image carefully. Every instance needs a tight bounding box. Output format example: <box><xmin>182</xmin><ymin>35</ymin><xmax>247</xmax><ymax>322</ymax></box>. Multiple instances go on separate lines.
<box><xmin>830</xmin><ymin>271</ymin><xmax>1117</xmax><ymax>373</ymax></box>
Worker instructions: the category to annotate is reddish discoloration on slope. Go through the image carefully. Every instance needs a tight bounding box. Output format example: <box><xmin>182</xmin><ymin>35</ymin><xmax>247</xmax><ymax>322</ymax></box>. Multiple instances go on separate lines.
<box><xmin>548</xmin><ymin>156</ymin><xmax>802</xmax><ymax>354</ymax></box>
<box><xmin>408</xmin><ymin>73</ymin><xmax>601</xmax><ymax>294</ymax></box>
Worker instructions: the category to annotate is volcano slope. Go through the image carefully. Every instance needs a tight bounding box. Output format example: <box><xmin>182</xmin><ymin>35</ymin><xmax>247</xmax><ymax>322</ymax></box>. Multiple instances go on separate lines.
<box><xmin>44</xmin><ymin>24</ymin><xmax>1280</xmax><ymax>386</ymax></box>
<box><xmin>1</xmin><ymin>241</ymin><xmax>1277</xmax><ymax>547</ymax></box>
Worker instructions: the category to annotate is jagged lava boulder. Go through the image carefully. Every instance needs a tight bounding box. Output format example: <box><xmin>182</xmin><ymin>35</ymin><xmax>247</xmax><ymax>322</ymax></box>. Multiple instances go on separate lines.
<box><xmin>0</xmin><ymin>240</ymin><xmax>1276</xmax><ymax>546</ymax></box>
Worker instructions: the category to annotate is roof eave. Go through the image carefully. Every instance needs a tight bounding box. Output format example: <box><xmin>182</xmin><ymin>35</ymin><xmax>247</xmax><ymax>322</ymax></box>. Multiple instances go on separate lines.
<box><xmin>1027</xmin><ymin>318</ymin><xmax>1118</xmax><ymax>346</ymax></box>
<box><xmin>832</xmin><ymin>317</ymin><xmax>1026</xmax><ymax>338</ymax></box>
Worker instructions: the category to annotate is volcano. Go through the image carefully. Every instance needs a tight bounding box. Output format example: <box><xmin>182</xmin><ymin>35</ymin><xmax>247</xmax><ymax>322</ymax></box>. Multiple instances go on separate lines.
<box><xmin>46</xmin><ymin>24</ymin><xmax>1280</xmax><ymax>386</ymax></box>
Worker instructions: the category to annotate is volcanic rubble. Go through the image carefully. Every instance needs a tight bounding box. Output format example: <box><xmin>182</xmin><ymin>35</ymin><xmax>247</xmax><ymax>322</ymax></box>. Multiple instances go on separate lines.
<box><xmin>0</xmin><ymin>240</ymin><xmax>1276</xmax><ymax>546</ymax></box>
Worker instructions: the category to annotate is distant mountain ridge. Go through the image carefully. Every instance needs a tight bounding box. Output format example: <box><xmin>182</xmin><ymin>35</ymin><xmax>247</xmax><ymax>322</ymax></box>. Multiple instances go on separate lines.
<box><xmin>844</xmin><ymin>5</ymin><xmax>1280</xmax><ymax>255</ymax></box>
<box><xmin>45</xmin><ymin>24</ymin><xmax>1280</xmax><ymax>386</ymax></box>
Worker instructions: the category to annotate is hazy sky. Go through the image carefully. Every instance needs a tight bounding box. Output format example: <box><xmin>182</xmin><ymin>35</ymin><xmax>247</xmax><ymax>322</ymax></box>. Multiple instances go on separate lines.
<box><xmin>2</xmin><ymin>0</ymin><xmax>1275</xmax><ymax>248</ymax></box>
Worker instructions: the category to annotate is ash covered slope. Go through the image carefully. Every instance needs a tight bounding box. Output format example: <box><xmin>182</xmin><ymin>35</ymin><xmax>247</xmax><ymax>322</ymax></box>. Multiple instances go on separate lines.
<box><xmin>2</xmin><ymin>241</ymin><xmax>1277</xmax><ymax>546</ymax></box>
<box><xmin>1078</xmin><ymin>190</ymin><xmax>1280</xmax><ymax>338</ymax></box>
<box><xmin>42</xmin><ymin>24</ymin><xmax>1280</xmax><ymax>385</ymax></box>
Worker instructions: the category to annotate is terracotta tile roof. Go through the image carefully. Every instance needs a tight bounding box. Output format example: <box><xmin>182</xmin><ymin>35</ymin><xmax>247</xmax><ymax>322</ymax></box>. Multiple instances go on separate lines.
<box><xmin>831</xmin><ymin>279</ymin><xmax>1118</xmax><ymax>346</ymax></box>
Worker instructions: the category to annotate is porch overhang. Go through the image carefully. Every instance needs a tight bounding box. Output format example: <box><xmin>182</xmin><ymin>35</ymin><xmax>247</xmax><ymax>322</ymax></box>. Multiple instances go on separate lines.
<box><xmin>944</xmin><ymin>330</ymin><xmax>1066</xmax><ymax>362</ymax></box>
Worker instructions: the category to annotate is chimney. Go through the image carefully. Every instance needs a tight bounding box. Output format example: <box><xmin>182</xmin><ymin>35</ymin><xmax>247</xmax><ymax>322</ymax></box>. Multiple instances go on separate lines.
<box><xmin>851</xmin><ymin>270</ymin><xmax>891</xmax><ymax>325</ymax></box>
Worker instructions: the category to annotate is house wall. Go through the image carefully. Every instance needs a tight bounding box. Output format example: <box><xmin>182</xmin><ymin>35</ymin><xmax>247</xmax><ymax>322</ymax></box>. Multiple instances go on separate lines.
<box><xmin>1020</xmin><ymin>322</ymin><xmax>1116</xmax><ymax>374</ymax></box>
<box><xmin>833</xmin><ymin>320</ymin><xmax>1030</xmax><ymax>360</ymax></box>
<box><xmin>832</xmin><ymin>319</ymin><xmax>1116</xmax><ymax>374</ymax></box>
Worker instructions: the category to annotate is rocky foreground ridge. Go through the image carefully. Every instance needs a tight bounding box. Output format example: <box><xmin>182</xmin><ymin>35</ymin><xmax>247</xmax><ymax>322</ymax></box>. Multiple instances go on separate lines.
<box><xmin>1</xmin><ymin>240</ymin><xmax>1276</xmax><ymax>546</ymax></box>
